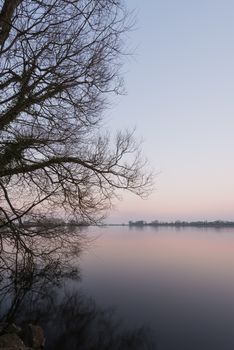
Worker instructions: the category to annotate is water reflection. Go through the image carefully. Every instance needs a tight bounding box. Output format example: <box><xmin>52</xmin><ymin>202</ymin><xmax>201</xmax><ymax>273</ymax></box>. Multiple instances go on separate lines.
<box><xmin>2</xmin><ymin>225</ymin><xmax>234</xmax><ymax>350</ymax></box>
<box><xmin>80</xmin><ymin>226</ymin><xmax>234</xmax><ymax>350</ymax></box>
<box><xmin>0</xmin><ymin>231</ymin><xmax>156</xmax><ymax>350</ymax></box>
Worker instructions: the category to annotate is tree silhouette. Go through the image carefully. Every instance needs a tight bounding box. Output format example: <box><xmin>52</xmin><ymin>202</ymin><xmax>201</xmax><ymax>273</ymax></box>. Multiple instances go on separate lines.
<box><xmin>0</xmin><ymin>1</ymin><xmax>152</xmax><ymax>244</ymax></box>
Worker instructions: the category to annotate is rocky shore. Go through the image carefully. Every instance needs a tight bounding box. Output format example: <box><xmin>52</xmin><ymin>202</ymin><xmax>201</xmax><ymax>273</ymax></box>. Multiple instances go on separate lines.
<box><xmin>0</xmin><ymin>323</ymin><xmax>44</xmax><ymax>349</ymax></box>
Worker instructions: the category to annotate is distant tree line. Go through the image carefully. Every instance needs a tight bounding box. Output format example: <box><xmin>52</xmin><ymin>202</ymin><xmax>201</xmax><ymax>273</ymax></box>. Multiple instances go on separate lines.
<box><xmin>129</xmin><ymin>220</ymin><xmax>234</xmax><ymax>227</ymax></box>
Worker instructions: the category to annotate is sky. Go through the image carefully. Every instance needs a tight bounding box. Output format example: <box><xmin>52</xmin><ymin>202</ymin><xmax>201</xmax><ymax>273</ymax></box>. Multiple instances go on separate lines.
<box><xmin>106</xmin><ymin>0</ymin><xmax>234</xmax><ymax>223</ymax></box>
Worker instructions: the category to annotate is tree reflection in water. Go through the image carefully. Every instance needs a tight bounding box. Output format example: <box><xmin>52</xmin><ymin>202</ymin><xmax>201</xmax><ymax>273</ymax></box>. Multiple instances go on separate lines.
<box><xmin>0</xmin><ymin>231</ymin><xmax>156</xmax><ymax>350</ymax></box>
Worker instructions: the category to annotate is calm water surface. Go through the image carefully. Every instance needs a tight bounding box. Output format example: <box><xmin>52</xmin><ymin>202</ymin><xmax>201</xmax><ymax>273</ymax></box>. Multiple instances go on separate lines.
<box><xmin>78</xmin><ymin>226</ymin><xmax>234</xmax><ymax>350</ymax></box>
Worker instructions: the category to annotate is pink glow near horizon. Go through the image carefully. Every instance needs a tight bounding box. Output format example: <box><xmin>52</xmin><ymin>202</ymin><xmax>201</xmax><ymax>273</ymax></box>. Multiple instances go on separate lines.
<box><xmin>107</xmin><ymin>0</ymin><xmax>234</xmax><ymax>223</ymax></box>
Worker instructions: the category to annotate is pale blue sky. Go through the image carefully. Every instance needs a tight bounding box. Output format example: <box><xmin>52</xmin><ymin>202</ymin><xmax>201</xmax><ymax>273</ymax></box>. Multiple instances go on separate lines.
<box><xmin>107</xmin><ymin>0</ymin><xmax>234</xmax><ymax>223</ymax></box>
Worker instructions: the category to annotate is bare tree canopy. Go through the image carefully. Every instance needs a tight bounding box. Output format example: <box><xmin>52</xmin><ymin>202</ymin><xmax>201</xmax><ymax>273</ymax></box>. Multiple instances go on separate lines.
<box><xmin>0</xmin><ymin>0</ymin><xmax>152</xmax><ymax>230</ymax></box>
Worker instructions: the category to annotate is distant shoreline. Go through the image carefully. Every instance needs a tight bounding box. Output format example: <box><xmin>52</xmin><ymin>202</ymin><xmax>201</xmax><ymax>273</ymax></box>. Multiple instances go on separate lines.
<box><xmin>126</xmin><ymin>220</ymin><xmax>234</xmax><ymax>228</ymax></box>
<box><xmin>20</xmin><ymin>220</ymin><xmax>234</xmax><ymax>228</ymax></box>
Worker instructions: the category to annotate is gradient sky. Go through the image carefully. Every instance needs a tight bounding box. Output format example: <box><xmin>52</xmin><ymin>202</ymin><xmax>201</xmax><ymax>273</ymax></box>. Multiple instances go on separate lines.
<box><xmin>107</xmin><ymin>0</ymin><xmax>234</xmax><ymax>223</ymax></box>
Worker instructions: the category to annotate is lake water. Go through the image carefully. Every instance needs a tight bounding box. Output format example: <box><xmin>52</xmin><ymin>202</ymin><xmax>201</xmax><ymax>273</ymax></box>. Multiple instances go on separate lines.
<box><xmin>78</xmin><ymin>225</ymin><xmax>234</xmax><ymax>350</ymax></box>
<box><xmin>2</xmin><ymin>225</ymin><xmax>234</xmax><ymax>349</ymax></box>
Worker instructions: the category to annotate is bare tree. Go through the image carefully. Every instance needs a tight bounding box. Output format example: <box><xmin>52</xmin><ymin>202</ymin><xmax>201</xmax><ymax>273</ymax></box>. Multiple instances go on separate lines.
<box><xmin>0</xmin><ymin>0</ymin><xmax>152</xmax><ymax>237</ymax></box>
